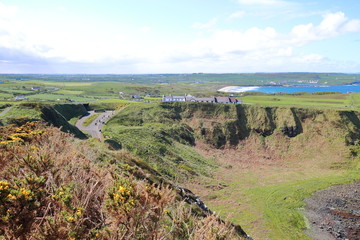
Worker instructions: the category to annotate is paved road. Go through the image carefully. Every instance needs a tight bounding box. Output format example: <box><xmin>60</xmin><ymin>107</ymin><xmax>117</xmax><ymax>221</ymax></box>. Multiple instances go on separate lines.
<box><xmin>0</xmin><ymin>106</ymin><xmax>12</xmax><ymax>117</ymax></box>
<box><xmin>76</xmin><ymin>110</ymin><xmax>114</xmax><ymax>139</ymax></box>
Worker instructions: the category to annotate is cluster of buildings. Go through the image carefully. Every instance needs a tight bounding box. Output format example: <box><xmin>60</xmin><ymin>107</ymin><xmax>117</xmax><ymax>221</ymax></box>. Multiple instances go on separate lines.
<box><xmin>162</xmin><ymin>95</ymin><xmax>241</xmax><ymax>104</ymax></box>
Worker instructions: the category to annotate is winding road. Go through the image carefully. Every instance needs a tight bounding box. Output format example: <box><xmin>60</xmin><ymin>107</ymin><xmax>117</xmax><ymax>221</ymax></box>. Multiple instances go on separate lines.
<box><xmin>76</xmin><ymin>110</ymin><xmax>114</xmax><ymax>140</ymax></box>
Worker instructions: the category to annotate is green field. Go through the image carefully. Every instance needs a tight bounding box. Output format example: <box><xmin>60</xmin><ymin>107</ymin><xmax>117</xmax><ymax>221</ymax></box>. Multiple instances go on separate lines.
<box><xmin>1</xmin><ymin>73</ymin><xmax>360</xmax><ymax>106</ymax></box>
<box><xmin>55</xmin><ymin>89</ymin><xmax>84</xmax><ymax>95</ymax></box>
<box><xmin>241</xmin><ymin>92</ymin><xmax>356</xmax><ymax>109</ymax></box>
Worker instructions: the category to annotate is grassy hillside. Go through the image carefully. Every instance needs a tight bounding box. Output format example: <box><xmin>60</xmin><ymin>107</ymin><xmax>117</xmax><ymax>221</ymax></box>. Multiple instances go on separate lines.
<box><xmin>0</xmin><ymin>103</ymin><xmax>87</xmax><ymax>139</ymax></box>
<box><xmin>0</xmin><ymin>122</ymin><xmax>245</xmax><ymax>239</ymax></box>
<box><xmin>103</xmin><ymin>103</ymin><xmax>216</xmax><ymax>180</ymax></box>
<box><xmin>103</xmin><ymin>102</ymin><xmax>360</xmax><ymax>239</ymax></box>
<box><xmin>2</xmin><ymin>100</ymin><xmax>359</xmax><ymax>239</ymax></box>
<box><xmin>52</xmin><ymin>104</ymin><xmax>88</xmax><ymax>120</ymax></box>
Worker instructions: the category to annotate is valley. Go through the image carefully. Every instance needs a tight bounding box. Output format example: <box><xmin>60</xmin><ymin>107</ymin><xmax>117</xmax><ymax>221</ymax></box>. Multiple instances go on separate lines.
<box><xmin>1</xmin><ymin>75</ymin><xmax>360</xmax><ymax>239</ymax></box>
<box><xmin>101</xmin><ymin>102</ymin><xmax>360</xmax><ymax>239</ymax></box>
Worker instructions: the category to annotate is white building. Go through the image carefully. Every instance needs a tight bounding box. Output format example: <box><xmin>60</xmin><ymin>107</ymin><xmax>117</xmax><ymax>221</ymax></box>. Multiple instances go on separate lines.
<box><xmin>162</xmin><ymin>95</ymin><xmax>186</xmax><ymax>102</ymax></box>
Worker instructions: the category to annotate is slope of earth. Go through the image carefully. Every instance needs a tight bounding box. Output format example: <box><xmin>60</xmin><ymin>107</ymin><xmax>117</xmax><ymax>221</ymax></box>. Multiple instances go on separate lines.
<box><xmin>0</xmin><ymin>103</ymin><xmax>87</xmax><ymax>139</ymax></box>
<box><xmin>103</xmin><ymin>102</ymin><xmax>360</xmax><ymax>240</ymax></box>
<box><xmin>0</xmin><ymin>122</ymin><xmax>246</xmax><ymax>239</ymax></box>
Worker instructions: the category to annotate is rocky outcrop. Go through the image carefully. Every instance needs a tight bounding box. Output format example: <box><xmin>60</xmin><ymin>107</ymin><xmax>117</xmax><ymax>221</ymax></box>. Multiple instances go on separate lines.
<box><xmin>281</xmin><ymin>126</ymin><xmax>300</xmax><ymax>137</ymax></box>
<box><xmin>155</xmin><ymin>102</ymin><xmax>360</xmax><ymax>149</ymax></box>
<box><xmin>176</xmin><ymin>103</ymin><xmax>304</xmax><ymax>148</ymax></box>
<box><xmin>304</xmin><ymin>180</ymin><xmax>360</xmax><ymax>240</ymax></box>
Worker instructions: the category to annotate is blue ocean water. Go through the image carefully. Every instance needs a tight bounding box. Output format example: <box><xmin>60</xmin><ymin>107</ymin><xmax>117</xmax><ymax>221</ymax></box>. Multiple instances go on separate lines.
<box><xmin>219</xmin><ymin>85</ymin><xmax>360</xmax><ymax>94</ymax></box>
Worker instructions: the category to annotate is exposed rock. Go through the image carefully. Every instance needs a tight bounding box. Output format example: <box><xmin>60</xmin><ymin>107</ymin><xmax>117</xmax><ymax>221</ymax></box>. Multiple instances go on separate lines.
<box><xmin>304</xmin><ymin>180</ymin><xmax>360</xmax><ymax>240</ymax></box>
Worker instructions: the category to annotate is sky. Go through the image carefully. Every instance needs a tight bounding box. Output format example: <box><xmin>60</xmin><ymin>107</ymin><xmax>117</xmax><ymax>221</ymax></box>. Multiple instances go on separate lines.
<box><xmin>0</xmin><ymin>0</ymin><xmax>360</xmax><ymax>74</ymax></box>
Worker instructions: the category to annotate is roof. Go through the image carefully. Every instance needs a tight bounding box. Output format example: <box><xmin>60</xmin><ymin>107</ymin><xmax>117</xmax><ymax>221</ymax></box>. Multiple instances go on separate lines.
<box><xmin>216</xmin><ymin>97</ymin><xmax>230</xmax><ymax>103</ymax></box>
<box><xmin>172</xmin><ymin>96</ymin><xmax>186</xmax><ymax>99</ymax></box>
<box><xmin>195</xmin><ymin>97</ymin><xmax>215</xmax><ymax>102</ymax></box>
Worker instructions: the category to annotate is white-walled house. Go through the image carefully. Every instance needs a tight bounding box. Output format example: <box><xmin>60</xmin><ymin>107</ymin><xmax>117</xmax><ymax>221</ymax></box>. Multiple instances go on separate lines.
<box><xmin>162</xmin><ymin>95</ymin><xmax>186</xmax><ymax>102</ymax></box>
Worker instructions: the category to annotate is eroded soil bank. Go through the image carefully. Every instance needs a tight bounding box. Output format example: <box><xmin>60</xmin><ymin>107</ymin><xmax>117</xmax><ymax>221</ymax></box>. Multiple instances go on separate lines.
<box><xmin>304</xmin><ymin>180</ymin><xmax>360</xmax><ymax>240</ymax></box>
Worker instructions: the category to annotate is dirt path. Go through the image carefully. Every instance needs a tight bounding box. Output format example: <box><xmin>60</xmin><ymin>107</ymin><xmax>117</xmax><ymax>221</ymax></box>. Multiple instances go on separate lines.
<box><xmin>0</xmin><ymin>106</ymin><xmax>12</xmax><ymax>117</ymax></box>
<box><xmin>76</xmin><ymin>110</ymin><xmax>114</xmax><ymax>139</ymax></box>
<box><xmin>304</xmin><ymin>180</ymin><xmax>360</xmax><ymax>240</ymax></box>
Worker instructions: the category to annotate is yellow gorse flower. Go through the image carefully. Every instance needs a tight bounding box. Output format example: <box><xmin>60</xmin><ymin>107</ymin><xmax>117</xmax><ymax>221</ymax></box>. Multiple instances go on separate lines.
<box><xmin>76</xmin><ymin>209</ymin><xmax>83</xmax><ymax>216</ymax></box>
<box><xmin>7</xmin><ymin>194</ymin><xmax>16</xmax><ymax>200</ymax></box>
<box><xmin>0</xmin><ymin>180</ymin><xmax>9</xmax><ymax>189</ymax></box>
<box><xmin>118</xmin><ymin>186</ymin><xmax>126</xmax><ymax>193</ymax></box>
<box><xmin>0</xmin><ymin>185</ymin><xmax>9</xmax><ymax>190</ymax></box>
<box><xmin>18</xmin><ymin>188</ymin><xmax>33</xmax><ymax>200</ymax></box>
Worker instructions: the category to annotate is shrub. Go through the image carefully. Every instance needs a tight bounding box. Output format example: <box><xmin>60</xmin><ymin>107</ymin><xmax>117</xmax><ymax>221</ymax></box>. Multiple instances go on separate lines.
<box><xmin>0</xmin><ymin>122</ymin><xmax>244</xmax><ymax>240</ymax></box>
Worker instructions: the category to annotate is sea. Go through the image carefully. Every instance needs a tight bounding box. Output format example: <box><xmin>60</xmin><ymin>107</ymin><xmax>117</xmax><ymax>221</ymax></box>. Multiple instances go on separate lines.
<box><xmin>218</xmin><ymin>84</ymin><xmax>360</xmax><ymax>94</ymax></box>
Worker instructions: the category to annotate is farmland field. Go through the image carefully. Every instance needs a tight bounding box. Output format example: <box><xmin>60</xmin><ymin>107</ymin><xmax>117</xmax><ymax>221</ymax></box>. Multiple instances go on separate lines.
<box><xmin>1</xmin><ymin>73</ymin><xmax>360</xmax><ymax>110</ymax></box>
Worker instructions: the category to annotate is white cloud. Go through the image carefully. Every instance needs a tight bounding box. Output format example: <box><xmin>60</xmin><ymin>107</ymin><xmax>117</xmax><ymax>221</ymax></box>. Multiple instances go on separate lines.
<box><xmin>140</xmin><ymin>26</ymin><xmax>151</xmax><ymax>33</ymax></box>
<box><xmin>0</xmin><ymin>2</ymin><xmax>18</xmax><ymax>19</ymax></box>
<box><xmin>192</xmin><ymin>18</ymin><xmax>217</xmax><ymax>29</ymax></box>
<box><xmin>193</xmin><ymin>27</ymin><xmax>279</xmax><ymax>55</ymax></box>
<box><xmin>319</xmin><ymin>12</ymin><xmax>347</xmax><ymax>33</ymax></box>
<box><xmin>290</xmin><ymin>12</ymin><xmax>360</xmax><ymax>46</ymax></box>
<box><xmin>343</xmin><ymin>19</ymin><xmax>360</xmax><ymax>33</ymax></box>
<box><xmin>237</xmin><ymin>0</ymin><xmax>289</xmax><ymax>6</ymax></box>
<box><xmin>228</xmin><ymin>11</ymin><xmax>246</xmax><ymax>20</ymax></box>
<box><xmin>294</xmin><ymin>54</ymin><xmax>324</xmax><ymax>63</ymax></box>
<box><xmin>165</xmin><ymin>11</ymin><xmax>360</xmax><ymax>72</ymax></box>
<box><xmin>0</xmin><ymin>0</ymin><xmax>359</xmax><ymax>73</ymax></box>
<box><xmin>57</xmin><ymin>7</ymin><xmax>67</xmax><ymax>12</ymax></box>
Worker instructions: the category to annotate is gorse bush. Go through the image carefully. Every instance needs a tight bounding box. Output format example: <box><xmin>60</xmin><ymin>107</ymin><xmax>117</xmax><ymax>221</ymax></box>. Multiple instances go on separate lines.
<box><xmin>0</xmin><ymin>122</ymin><xmax>244</xmax><ymax>239</ymax></box>
<box><xmin>0</xmin><ymin>122</ymin><xmax>107</xmax><ymax>239</ymax></box>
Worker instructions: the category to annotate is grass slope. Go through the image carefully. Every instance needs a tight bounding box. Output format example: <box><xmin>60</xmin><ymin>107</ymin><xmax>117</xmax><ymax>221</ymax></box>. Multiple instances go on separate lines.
<box><xmin>0</xmin><ymin>103</ymin><xmax>87</xmax><ymax>139</ymax></box>
<box><xmin>0</xmin><ymin>122</ymin><xmax>245</xmax><ymax>239</ymax></box>
<box><xmin>102</xmin><ymin>101</ymin><xmax>360</xmax><ymax>240</ymax></box>
<box><xmin>103</xmin><ymin>103</ymin><xmax>216</xmax><ymax>180</ymax></box>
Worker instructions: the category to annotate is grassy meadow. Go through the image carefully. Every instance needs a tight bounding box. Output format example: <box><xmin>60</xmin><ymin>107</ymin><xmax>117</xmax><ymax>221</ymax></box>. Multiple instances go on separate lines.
<box><xmin>240</xmin><ymin>92</ymin><xmax>356</xmax><ymax>109</ymax></box>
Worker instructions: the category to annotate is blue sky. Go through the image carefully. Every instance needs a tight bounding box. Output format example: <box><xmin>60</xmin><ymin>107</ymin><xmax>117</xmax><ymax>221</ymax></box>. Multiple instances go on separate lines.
<box><xmin>0</xmin><ymin>0</ymin><xmax>359</xmax><ymax>73</ymax></box>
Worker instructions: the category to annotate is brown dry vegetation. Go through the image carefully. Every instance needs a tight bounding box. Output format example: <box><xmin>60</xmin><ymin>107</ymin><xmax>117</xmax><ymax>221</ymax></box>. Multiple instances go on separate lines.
<box><xmin>0</xmin><ymin>122</ymin><xmax>244</xmax><ymax>240</ymax></box>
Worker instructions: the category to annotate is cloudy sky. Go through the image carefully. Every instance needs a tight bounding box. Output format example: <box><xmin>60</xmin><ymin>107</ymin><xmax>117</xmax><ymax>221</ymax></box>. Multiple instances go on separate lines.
<box><xmin>0</xmin><ymin>0</ymin><xmax>360</xmax><ymax>74</ymax></box>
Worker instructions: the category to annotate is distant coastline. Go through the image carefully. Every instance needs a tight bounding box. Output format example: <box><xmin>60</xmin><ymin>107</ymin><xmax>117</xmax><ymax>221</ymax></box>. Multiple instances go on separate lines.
<box><xmin>218</xmin><ymin>86</ymin><xmax>260</xmax><ymax>93</ymax></box>
<box><xmin>218</xmin><ymin>84</ymin><xmax>360</xmax><ymax>93</ymax></box>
